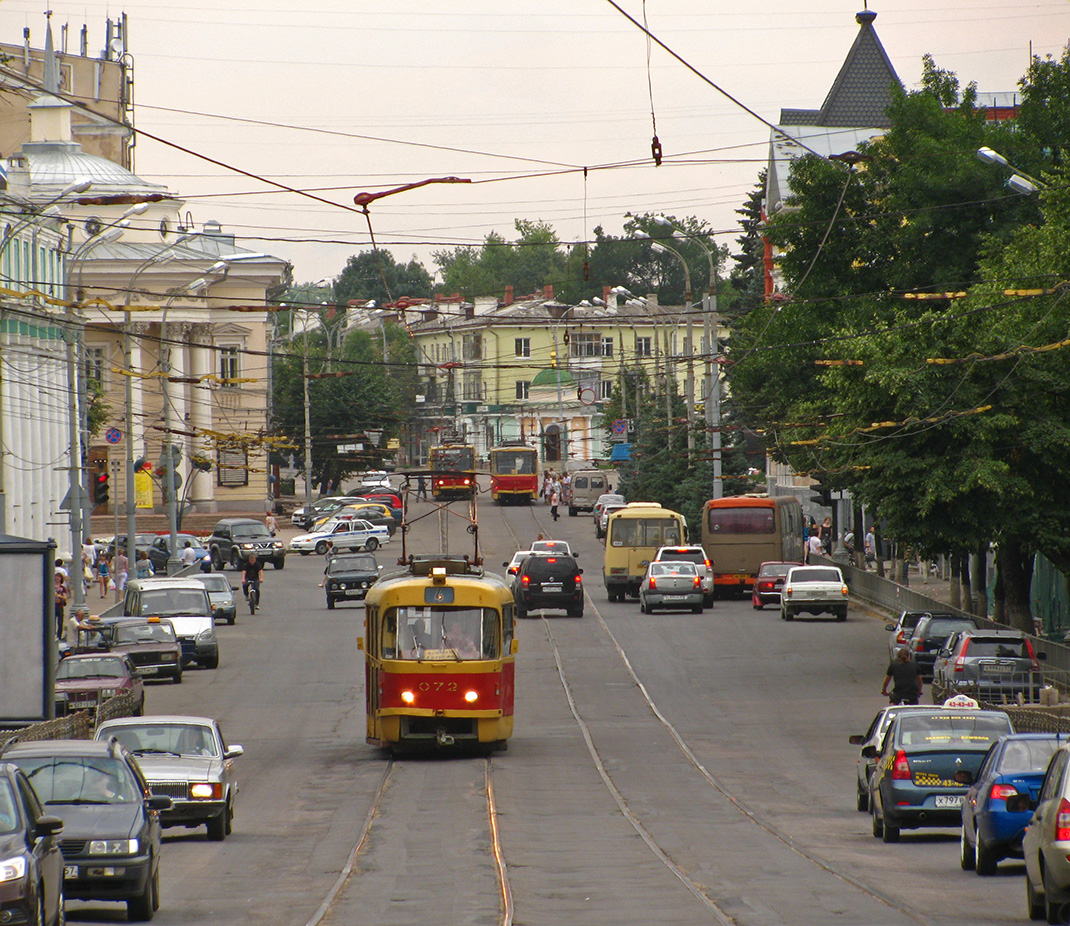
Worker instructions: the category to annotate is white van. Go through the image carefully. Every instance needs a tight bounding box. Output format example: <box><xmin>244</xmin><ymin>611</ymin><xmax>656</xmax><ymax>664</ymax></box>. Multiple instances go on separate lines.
<box><xmin>565</xmin><ymin>470</ymin><xmax>612</xmax><ymax>516</ymax></box>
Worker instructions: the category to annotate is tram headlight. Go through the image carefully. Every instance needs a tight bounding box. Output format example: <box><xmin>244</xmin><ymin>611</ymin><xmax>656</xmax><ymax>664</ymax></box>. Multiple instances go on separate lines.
<box><xmin>401</xmin><ymin>691</ymin><xmax>415</xmax><ymax>704</ymax></box>
<box><xmin>464</xmin><ymin>690</ymin><xmax>479</xmax><ymax>703</ymax></box>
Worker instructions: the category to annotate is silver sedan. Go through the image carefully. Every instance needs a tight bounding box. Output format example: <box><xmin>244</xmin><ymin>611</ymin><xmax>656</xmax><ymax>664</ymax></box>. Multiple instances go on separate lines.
<box><xmin>639</xmin><ymin>561</ymin><xmax>704</xmax><ymax>614</ymax></box>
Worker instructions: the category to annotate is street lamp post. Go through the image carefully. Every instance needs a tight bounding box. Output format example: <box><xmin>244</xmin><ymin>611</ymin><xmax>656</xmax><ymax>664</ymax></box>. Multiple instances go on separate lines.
<box><xmin>977</xmin><ymin>146</ymin><xmax>1047</xmax><ymax>194</ymax></box>
<box><xmin>649</xmin><ymin>239</ymin><xmax>694</xmax><ymax>455</ymax></box>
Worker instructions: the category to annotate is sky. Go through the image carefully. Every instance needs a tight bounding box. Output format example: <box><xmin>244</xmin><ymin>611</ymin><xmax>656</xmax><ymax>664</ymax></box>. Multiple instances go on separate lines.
<box><xmin>0</xmin><ymin>0</ymin><xmax>1066</xmax><ymax>290</ymax></box>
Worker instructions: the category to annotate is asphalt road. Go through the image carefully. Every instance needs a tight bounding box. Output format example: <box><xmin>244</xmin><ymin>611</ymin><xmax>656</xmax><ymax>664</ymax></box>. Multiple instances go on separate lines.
<box><xmin>66</xmin><ymin>488</ymin><xmax>1028</xmax><ymax>925</ymax></box>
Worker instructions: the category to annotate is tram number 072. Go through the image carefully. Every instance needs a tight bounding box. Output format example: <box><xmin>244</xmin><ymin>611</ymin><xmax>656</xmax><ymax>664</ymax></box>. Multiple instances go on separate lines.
<box><xmin>419</xmin><ymin>681</ymin><xmax>459</xmax><ymax>692</ymax></box>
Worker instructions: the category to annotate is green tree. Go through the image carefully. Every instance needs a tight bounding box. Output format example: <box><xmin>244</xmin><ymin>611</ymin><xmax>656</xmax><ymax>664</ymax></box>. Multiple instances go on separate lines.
<box><xmin>333</xmin><ymin>250</ymin><xmax>433</xmax><ymax>306</ymax></box>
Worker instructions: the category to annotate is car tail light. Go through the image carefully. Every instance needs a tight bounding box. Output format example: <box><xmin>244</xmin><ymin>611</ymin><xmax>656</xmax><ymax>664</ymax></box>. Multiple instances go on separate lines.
<box><xmin>892</xmin><ymin>750</ymin><xmax>911</xmax><ymax>780</ymax></box>
<box><xmin>704</xmin><ymin>559</ymin><xmax>711</xmax><ymax>569</ymax></box>
<box><xmin>841</xmin><ymin>585</ymin><xmax>849</xmax><ymax>596</ymax></box>
<box><xmin>895</xmin><ymin>630</ymin><xmax>906</xmax><ymax>645</ymax></box>
<box><xmin>1026</xmin><ymin>639</ymin><xmax>1040</xmax><ymax>671</ymax></box>
<box><xmin>784</xmin><ymin>585</ymin><xmax>792</xmax><ymax>597</ymax></box>
<box><xmin>990</xmin><ymin>783</ymin><xmax>1019</xmax><ymax>801</ymax></box>
<box><xmin>521</xmin><ymin>575</ymin><xmax>530</xmax><ymax>587</ymax></box>
<box><xmin>1056</xmin><ymin>798</ymin><xmax>1070</xmax><ymax>841</ymax></box>
<box><xmin>915</xmin><ymin>638</ymin><xmax>924</xmax><ymax>653</ymax></box>
<box><xmin>649</xmin><ymin>576</ymin><xmax>657</xmax><ymax>590</ymax></box>
<box><xmin>954</xmin><ymin>655</ymin><xmax>965</xmax><ymax>673</ymax></box>
<box><xmin>574</xmin><ymin>575</ymin><xmax>582</xmax><ymax>586</ymax></box>
<box><xmin>693</xmin><ymin>576</ymin><xmax>701</xmax><ymax>589</ymax></box>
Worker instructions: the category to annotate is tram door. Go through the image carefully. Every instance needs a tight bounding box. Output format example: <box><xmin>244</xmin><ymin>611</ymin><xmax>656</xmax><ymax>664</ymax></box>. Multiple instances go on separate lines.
<box><xmin>364</xmin><ymin>605</ymin><xmax>381</xmax><ymax>741</ymax></box>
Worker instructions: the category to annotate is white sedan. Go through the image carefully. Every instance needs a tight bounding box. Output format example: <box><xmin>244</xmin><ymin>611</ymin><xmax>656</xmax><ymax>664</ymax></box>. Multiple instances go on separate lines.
<box><xmin>289</xmin><ymin>518</ymin><xmax>391</xmax><ymax>555</ymax></box>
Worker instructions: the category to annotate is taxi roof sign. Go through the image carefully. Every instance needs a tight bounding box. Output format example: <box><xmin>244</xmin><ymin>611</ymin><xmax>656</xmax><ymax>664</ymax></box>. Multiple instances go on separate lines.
<box><xmin>943</xmin><ymin>694</ymin><xmax>980</xmax><ymax>709</ymax></box>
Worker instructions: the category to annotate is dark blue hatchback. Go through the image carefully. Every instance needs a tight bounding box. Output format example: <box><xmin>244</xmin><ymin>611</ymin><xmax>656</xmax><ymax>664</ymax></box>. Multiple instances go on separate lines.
<box><xmin>959</xmin><ymin>732</ymin><xmax>1063</xmax><ymax>875</ymax></box>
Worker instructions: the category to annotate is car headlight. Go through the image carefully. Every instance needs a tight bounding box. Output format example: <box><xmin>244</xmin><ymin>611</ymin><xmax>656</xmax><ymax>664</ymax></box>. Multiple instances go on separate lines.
<box><xmin>162</xmin><ymin>654</ymin><xmax>177</xmax><ymax>662</ymax></box>
<box><xmin>55</xmin><ymin>692</ymin><xmax>68</xmax><ymax>701</ymax></box>
<box><xmin>100</xmin><ymin>688</ymin><xmax>118</xmax><ymax>698</ymax></box>
<box><xmin>197</xmin><ymin>629</ymin><xmax>216</xmax><ymax>643</ymax></box>
<box><xmin>189</xmin><ymin>782</ymin><xmax>223</xmax><ymax>800</ymax></box>
<box><xmin>0</xmin><ymin>855</ymin><xmax>27</xmax><ymax>882</ymax></box>
<box><xmin>240</xmin><ymin>543</ymin><xmax>254</xmax><ymax>550</ymax></box>
<box><xmin>337</xmin><ymin>582</ymin><xmax>346</xmax><ymax>590</ymax></box>
<box><xmin>89</xmin><ymin>839</ymin><xmax>139</xmax><ymax>855</ymax></box>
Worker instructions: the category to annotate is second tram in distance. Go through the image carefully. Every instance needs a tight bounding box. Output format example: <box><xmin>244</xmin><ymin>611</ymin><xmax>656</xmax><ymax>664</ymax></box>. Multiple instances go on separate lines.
<box><xmin>429</xmin><ymin>443</ymin><xmax>476</xmax><ymax>499</ymax></box>
<box><xmin>489</xmin><ymin>443</ymin><xmax>538</xmax><ymax>504</ymax></box>
<box><xmin>359</xmin><ymin>555</ymin><xmax>517</xmax><ymax>752</ymax></box>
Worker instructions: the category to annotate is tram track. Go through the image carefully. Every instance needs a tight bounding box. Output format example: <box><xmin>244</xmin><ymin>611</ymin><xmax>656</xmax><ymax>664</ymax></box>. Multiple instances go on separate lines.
<box><xmin>498</xmin><ymin>500</ymin><xmax>938</xmax><ymax>926</ymax></box>
<box><xmin>305</xmin><ymin>754</ymin><xmax>513</xmax><ymax>926</ymax></box>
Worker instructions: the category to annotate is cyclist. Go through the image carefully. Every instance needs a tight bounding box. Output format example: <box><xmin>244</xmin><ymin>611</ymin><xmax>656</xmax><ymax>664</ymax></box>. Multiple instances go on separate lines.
<box><xmin>241</xmin><ymin>553</ymin><xmax>263</xmax><ymax>607</ymax></box>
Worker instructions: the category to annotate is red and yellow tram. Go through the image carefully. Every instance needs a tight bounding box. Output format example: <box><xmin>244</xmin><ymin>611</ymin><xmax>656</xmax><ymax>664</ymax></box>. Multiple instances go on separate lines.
<box><xmin>489</xmin><ymin>444</ymin><xmax>538</xmax><ymax>504</ymax></box>
<box><xmin>429</xmin><ymin>444</ymin><xmax>476</xmax><ymax>499</ymax></box>
<box><xmin>359</xmin><ymin>556</ymin><xmax>517</xmax><ymax>751</ymax></box>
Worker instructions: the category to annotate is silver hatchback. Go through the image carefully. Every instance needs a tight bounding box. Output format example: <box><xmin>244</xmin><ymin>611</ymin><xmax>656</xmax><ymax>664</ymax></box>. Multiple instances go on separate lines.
<box><xmin>1020</xmin><ymin>742</ymin><xmax>1070</xmax><ymax>921</ymax></box>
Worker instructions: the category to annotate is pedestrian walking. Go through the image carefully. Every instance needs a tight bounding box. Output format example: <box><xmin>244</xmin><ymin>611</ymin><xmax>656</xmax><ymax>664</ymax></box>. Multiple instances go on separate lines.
<box><xmin>97</xmin><ymin>553</ymin><xmax>111</xmax><ymax>597</ymax></box>
<box><xmin>265</xmin><ymin>511</ymin><xmax>278</xmax><ymax>536</ymax></box>
<box><xmin>417</xmin><ymin>474</ymin><xmax>428</xmax><ymax>500</ymax></box>
<box><xmin>135</xmin><ymin>550</ymin><xmax>155</xmax><ymax>579</ymax></box>
<box><xmin>550</xmin><ymin>489</ymin><xmax>560</xmax><ymax>521</ymax></box>
<box><xmin>115</xmin><ymin>549</ymin><xmax>129</xmax><ymax>591</ymax></box>
<box><xmin>806</xmin><ymin>532</ymin><xmax>822</xmax><ymax>563</ymax></box>
<box><xmin>54</xmin><ymin>571</ymin><xmax>69</xmax><ymax>637</ymax></box>
<box><xmin>819</xmin><ymin>516</ymin><xmax>833</xmax><ymax>555</ymax></box>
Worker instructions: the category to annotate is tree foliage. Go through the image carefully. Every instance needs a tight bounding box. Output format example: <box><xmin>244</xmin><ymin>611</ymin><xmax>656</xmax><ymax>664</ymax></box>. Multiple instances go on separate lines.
<box><xmin>333</xmin><ymin>250</ymin><xmax>433</xmax><ymax>306</ymax></box>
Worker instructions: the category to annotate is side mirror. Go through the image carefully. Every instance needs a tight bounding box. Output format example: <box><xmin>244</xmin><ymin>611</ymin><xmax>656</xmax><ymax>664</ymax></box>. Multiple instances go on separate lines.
<box><xmin>224</xmin><ymin>745</ymin><xmax>244</xmax><ymax>759</ymax></box>
<box><xmin>502</xmin><ymin>562</ymin><xmax>509</xmax><ymax>568</ymax></box>
<box><xmin>848</xmin><ymin>734</ymin><xmax>864</xmax><ymax>745</ymax></box>
<box><xmin>953</xmin><ymin>769</ymin><xmax>974</xmax><ymax>785</ymax></box>
<box><xmin>578</xmin><ymin>568</ymin><xmax>584</xmax><ymax>575</ymax></box>
<box><xmin>147</xmin><ymin>794</ymin><xmax>174</xmax><ymax>812</ymax></box>
<box><xmin>35</xmin><ymin>814</ymin><xmax>63</xmax><ymax>838</ymax></box>
<box><xmin>860</xmin><ymin>745</ymin><xmax>878</xmax><ymax>759</ymax></box>
<box><xmin>884</xmin><ymin>623</ymin><xmax>896</xmax><ymax>632</ymax></box>
<box><xmin>1006</xmin><ymin>794</ymin><xmax>1035</xmax><ymax>814</ymax></box>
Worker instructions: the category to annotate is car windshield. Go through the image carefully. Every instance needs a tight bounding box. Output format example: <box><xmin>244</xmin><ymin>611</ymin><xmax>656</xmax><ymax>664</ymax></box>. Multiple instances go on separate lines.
<box><xmin>329</xmin><ymin>555</ymin><xmax>377</xmax><ymax>575</ymax></box>
<box><xmin>964</xmin><ymin>638</ymin><xmax>1031</xmax><ymax>658</ymax></box>
<box><xmin>383</xmin><ymin>606</ymin><xmax>498</xmax><ymax>661</ymax></box>
<box><xmin>106</xmin><ymin>723</ymin><xmax>219</xmax><ymax>758</ymax></box>
<box><xmin>14</xmin><ymin>756</ymin><xmax>142</xmax><ymax>804</ymax></box>
<box><xmin>896</xmin><ymin>713</ymin><xmax>1012</xmax><ymax>750</ymax></box>
<box><xmin>789</xmin><ymin>568</ymin><xmax>841</xmax><ymax>583</ymax></box>
<box><xmin>57</xmin><ymin>656</ymin><xmax>126</xmax><ymax>680</ymax></box>
<box><xmin>196</xmin><ymin>575</ymin><xmax>231</xmax><ymax>593</ymax></box>
<box><xmin>919</xmin><ymin>618</ymin><xmax>976</xmax><ymax>640</ymax></box>
<box><xmin>0</xmin><ymin>779</ymin><xmax>19</xmax><ymax>833</ymax></box>
<box><xmin>650</xmin><ymin>562</ymin><xmax>697</xmax><ymax>576</ymax></box>
<box><xmin>137</xmin><ymin>589</ymin><xmax>211</xmax><ymax>616</ymax></box>
<box><xmin>114</xmin><ymin>622</ymin><xmax>177</xmax><ymax>645</ymax></box>
<box><xmin>999</xmin><ymin>739</ymin><xmax>1060</xmax><ymax>775</ymax></box>
<box><xmin>232</xmin><ymin>526</ymin><xmax>271</xmax><ymax>540</ymax></box>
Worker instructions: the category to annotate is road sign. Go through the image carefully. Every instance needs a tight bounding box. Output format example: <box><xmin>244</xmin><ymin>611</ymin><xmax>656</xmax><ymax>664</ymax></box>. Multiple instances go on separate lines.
<box><xmin>105</xmin><ymin>427</ymin><xmax>122</xmax><ymax>444</ymax></box>
<box><xmin>612</xmin><ymin>419</ymin><xmax>627</xmax><ymax>435</ymax></box>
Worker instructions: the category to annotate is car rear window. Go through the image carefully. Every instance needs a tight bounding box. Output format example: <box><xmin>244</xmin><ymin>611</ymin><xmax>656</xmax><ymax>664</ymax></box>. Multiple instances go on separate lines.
<box><xmin>964</xmin><ymin>638</ymin><xmax>1030</xmax><ymax>658</ymax></box>
<box><xmin>921</xmin><ymin>618</ymin><xmax>977</xmax><ymax>639</ymax></box>
<box><xmin>897</xmin><ymin>712</ymin><xmax>1012</xmax><ymax>748</ymax></box>
<box><xmin>525</xmin><ymin>556</ymin><xmax>578</xmax><ymax>577</ymax></box>
<box><xmin>789</xmin><ymin>567</ymin><xmax>841</xmax><ymax>583</ymax></box>
<box><xmin>650</xmin><ymin>562</ymin><xmax>697</xmax><ymax>576</ymax></box>
<box><xmin>998</xmin><ymin>739</ymin><xmax>1060</xmax><ymax>774</ymax></box>
<box><xmin>657</xmin><ymin>549</ymin><xmax>705</xmax><ymax>564</ymax></box>
<box><xmin>759</xmin><ymin>563</ymin><xmax>793</xmax><ymax>577</ymax></box>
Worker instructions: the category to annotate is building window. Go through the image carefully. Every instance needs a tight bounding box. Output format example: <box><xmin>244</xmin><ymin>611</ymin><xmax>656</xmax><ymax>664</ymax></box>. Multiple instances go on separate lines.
<box><xmin>636</xmin><ymin>336</ymin><xmax>652</xmax><ymax>357</ymax></box>
<box><xmin>515</xmin><ymin>380</ymin><xmax>530</xmax><ymax>400</ymax></box>
<box><xmin>219</xmin><ymin>346</ymin><xmax>240</xmax><ymax>386</ymax></box>
<box><xmin>84</xmin><ymin>346</ymin><xmax>107</xmax><ymax>389</ymax></box>
<box><xmin>462</xmin><ymin>374</ymin><xmax>482</xmax><ymax>400</ymax></box>
<box><xmin>463</xmin><ymin>334</ymin><xmax>482</xmax><ymax>361</ymax></box>
<box><xmin>570</xmin><ymin>333</ymin><xmax>613</xmax><ymax>358</ymax></box>
<box><xmin>515</xmin><ymin>338</ymin><xmax>530</xmax><ymax>358</ymax></box>
<box><xmin>217</xmin><ymin>446</ymin><xmax>248</xmax><ymax>487</ymax></box>
<box><xmin>599</xmin><ymin>379</ymin><xmax>613</xmax><ymax>400</ymax></box>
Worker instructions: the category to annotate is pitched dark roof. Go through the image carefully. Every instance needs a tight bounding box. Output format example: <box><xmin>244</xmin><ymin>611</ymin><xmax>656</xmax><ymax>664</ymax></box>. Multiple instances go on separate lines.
<box><xmin>778</xmin><ymin>10</ymin><xmax>902</xmax><ymax>129</ymax></box>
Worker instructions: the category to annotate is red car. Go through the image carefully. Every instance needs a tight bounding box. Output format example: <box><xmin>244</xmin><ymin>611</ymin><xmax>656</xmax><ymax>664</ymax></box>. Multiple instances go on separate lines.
<box><xmin>751</xmin><ymin>561</ymin><xmax>803</xmax><ymax>609</ymax></box>
<box><xmin>55</xmin><ymin>652</ymin><xmax>145</xmax><ymax>717</ymax></box>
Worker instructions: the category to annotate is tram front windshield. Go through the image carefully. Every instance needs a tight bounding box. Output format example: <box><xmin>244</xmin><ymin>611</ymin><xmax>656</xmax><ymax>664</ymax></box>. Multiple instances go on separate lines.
<box><xmin>493</xmin><ymin>451</ymin><xmax>535</xmax><ymax>475</ymax></box>
<box><xmin>383</xmin><ymin>606</ymin><xmax>498</xmax><ymax>660</ymax></box>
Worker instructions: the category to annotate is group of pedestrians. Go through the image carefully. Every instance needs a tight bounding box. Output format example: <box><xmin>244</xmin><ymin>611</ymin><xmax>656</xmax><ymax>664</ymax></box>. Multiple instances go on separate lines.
<box><xmin>541</xmin><ymin>470</ymin><xmax>569</xmax><ymax>522</ymax></box>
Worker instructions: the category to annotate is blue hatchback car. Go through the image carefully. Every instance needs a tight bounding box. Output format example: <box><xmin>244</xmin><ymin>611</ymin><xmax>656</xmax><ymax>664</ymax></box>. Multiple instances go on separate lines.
<box><xmin>959</xmin><ymin>733</ymin><xmax>1063</xmax><ymax>875</ymax></box>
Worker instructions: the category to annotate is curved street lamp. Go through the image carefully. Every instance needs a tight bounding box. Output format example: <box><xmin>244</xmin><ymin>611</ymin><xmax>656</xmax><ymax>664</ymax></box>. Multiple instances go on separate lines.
<box><xmin>977</xmin><ymin>146</ymin><xmax>1047</xmax><ymax>195</ymax></box>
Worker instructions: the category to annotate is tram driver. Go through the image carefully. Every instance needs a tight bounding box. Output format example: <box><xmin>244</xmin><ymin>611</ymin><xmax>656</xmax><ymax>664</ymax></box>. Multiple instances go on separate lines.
<box><xmin>443</xmin><ymin>616</ymin><xmax>480</xmax><ymax>659</ymax></box>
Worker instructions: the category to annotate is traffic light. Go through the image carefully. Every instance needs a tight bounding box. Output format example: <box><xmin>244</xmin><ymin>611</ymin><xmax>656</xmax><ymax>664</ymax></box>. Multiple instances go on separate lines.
<box><xmin>93</xmin><ymin>470</ymin><xmax>110</xmax><ymax>506</ymax></box>
<box><xmin>810</xmin><ymin>480</ymin><xmax>831</xmax><ymax>508</ymax></box>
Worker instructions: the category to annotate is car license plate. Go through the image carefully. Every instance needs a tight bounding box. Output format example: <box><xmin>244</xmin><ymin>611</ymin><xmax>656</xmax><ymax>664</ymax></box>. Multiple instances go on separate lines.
<box><xmin>139</xmin><ymin>666</ymin><xmax>158</xmax><ymax>674</ymax></box>
<box><xmin>663</xmin><ymin>595</ymin><xmax>687</xmax><ymax>601</ymax></box>
<box><xmin>345</xmin><ymin>589</ymin><xmax>364</xmax><ymax>596</ymax></box>
<box><xmin>64</xmin><ymin>865</ymin><xmax>78</xmax><ymax>879</ymax></box>
<box><xmin>542</xmin><ymin>584</ymin><xmax>562</xmax><ymax>593</ymax></box>
<box><xmin>983</xmin><ymin>664</ymin><xmax>1013</xmax><ymax>674</ymax></box>
<box><xmin>935</xmin><ymin>795</ymin><xmax>964</xmax><ymax>808</ymax></box>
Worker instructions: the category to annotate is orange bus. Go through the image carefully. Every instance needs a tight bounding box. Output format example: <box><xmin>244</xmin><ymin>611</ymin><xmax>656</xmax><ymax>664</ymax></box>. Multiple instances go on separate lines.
<box><xmin>700</xmin><ymin>495</ymin><xmax>805</xmax><ymax>594</ymax></box>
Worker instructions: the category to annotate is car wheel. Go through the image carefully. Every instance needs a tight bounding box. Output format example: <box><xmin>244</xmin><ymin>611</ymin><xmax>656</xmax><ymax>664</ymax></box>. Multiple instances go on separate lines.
<box><xmin>515</xmin><ymin>605</ymin><xmax>527</xmax><ymax>620</ymax></box>
<box><xmin>315</xmin><ymin>541</ymin><xmax>328</xmax><ymax>556</ymax></box>
<box><xmin>960</xmin><ymin>827</ymin><xmax>976</xmax><ymax>870</ymax></box>
<box><xmin>126</xmin><ymin>858</ymin><xmax>156</xmax><ymax>921</ymax></box>
<box><xmin>211</xmin><ymin>549</ymin><xmax>224</xmax><ymax>570</ymax></box>
<box><xmin>327</xmin><ymin>597</ymin><xmax>335</xmax><ymax>610</ymax></box>
<box><xmin>227</xmin><ymin>614</ymin><xmax>235</xmax><ymax>626</ymax></box>
<box><xmin>856</xmin><ymin>786</ymin><xmax>868</xmax><ymax>813</ymax></box>
<box><xmin>274</xmin><ymin>558</ymin><xmax>285</xmax><ymax>570</ymax></box>
<box><xmin>1028</xmin><ymin>870</ymin><xmax>1046</xmax><ymax>920</ymax></box>
<box><xmin>871</xmin><ymin>804</ymin><xmax>883</xmax><ymax>838</ymax></box>
<box><xmin>692</xmin><ymin>604</ymin><xmax>703</xmax><ymax>614</ymax></box>
<box><xmin>837</xmin><ymin>609</ymin><xmax>848</xmax><ymax>621</ymax></box>
<box><xmin>230</xmin><ymin>550</ymin><xmax>241</xmax><ymax>570</ymax></box>
<box><xmin>639</xmin><ymin>598</ymin><xmax>647</xmax><ymax>614</ymax></box>
<box><xmin>568</xmin><ymin>507</ymin><xmax>576</xmax><ymax>517</ymax></box>
<box><xmin>881</xmin><ymin>817</ymin><xmax>900</xmax><ymax>843</ymax></box>
<box><xmin>300</xmin><ymin>551</ymin><xmax>310</xmax><ymax>556</ymax></box>
<box><xmin>975</xmin><ymin>837</ymin><xmax>998</xmax><ymax>876</ymax></box>
<box><xmin>204</xmin><ymin>654</ymin><xmax>220</xmax><ymax>670</ymax></box>
<box><xmin>224</xmin><ymin>799</ymin><xmax>233</xmax><ymax>836</ymax></box>
<box><xmin>783</xmin><ymin>609</ymin><xmax>794</xmax><ymax>621</ymax></box>
<box><xmin>206</xmin><ymin>811</ymin><xmax>226</xmax><ymax>842</ymax></box>
<box><xmin>134</xmin><ymin>698</ymin><xmax>144</xmax><ymax>717</ymax></box>
<box><xmin>567</xmin><ymin>608</ymin><xmax>583</xmax><ymax>618</ymax></box>
<box><xmin>173</xmin><ymin>670</ymin><xmax>182</xmax><ymax>685</ymax></box>
<box><xmin>366</xmin><ymin>538</ymin><xmax>379</xmax><ymax>551</ymax></box>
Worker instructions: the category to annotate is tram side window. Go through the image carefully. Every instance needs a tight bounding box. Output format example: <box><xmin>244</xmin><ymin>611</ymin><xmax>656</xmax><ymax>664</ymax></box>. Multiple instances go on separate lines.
<box><xmin>380</xmin><ymin>610</ymin><xmax>398</xmax><ymax>658</ymax></box>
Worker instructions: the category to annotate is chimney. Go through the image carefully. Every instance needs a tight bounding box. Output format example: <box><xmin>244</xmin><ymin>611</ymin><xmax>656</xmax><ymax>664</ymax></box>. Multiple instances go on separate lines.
<box><xmin>603</xmin><ymin>285</ymin><xmax>613</xmax><ymax>306</ymax></box>
<box><xmin>502</xmin><ymin>285</ymin><xmax>514</xmax><ymax>306</ymax></box>
<box><xmin>543</xmin><ymin>284</ymin><xmax>554</xmax><ymax>300</ymax></box>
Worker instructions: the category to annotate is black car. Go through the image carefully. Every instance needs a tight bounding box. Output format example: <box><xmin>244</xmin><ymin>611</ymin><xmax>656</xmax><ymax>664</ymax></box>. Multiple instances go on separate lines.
<box><xmin>0</xmin><ymin>762</ymin><xmax>64</xmax><ymax>926</ymax></box>
<box><xmin>324</xmin><ymin>552</ymin><xmax>381</xmax><ymax>609</ymax></box>
<box><xmin>905</xmin><ymin>613</ymin><xmax>979</xmax><ymax>680</ymax></box>
<box><xmin>206</xmin><ymin>518</ymin><xmax>286</xmax><ymax>570</ymax></box>
<box><xmin>98</xmin><ymin>616</ymin><xmax>184</xmax><ymax>684</ymax></box>
<box><xmin>3</xmin><ymin>738</ymin><xmax>172</xmax><ymax>922</ymax></box>
<box><xmin>146</xmin><ymin>533</ymin><xmax>210</xmax><ymax>573</ymax></box>
<box><xmin>511</xmin><ymin>553</ymin><xmax>584</xmax><ymax>618</ymax></box>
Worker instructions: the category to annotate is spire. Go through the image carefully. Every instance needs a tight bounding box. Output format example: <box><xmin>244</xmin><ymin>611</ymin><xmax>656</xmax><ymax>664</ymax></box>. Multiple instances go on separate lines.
<box><xmin>42</xmin><ymin>11</ymin><xmax>59</xmax><ymax>94</ymax></box>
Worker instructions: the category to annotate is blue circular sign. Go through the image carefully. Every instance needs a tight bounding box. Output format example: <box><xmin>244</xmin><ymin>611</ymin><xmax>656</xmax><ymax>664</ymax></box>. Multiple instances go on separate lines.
<box><xmin>105</xmin><ymin>427</ymin><xmax>122</xmax><ymax>444</ymax></box>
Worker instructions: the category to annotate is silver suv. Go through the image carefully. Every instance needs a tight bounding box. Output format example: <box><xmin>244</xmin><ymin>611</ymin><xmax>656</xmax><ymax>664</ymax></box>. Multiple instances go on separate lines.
<box><xmin>932</xmin><ymin>629</ymin><xmax>1045</xmax><ymax>701</ymax></box>
<box><xmin>653</xmin><ymin>545</ymin><xmax>713</xmax><ymax>607</ymax></box>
